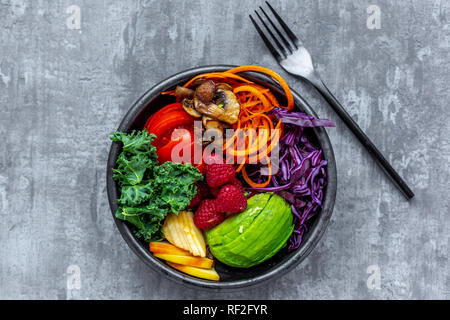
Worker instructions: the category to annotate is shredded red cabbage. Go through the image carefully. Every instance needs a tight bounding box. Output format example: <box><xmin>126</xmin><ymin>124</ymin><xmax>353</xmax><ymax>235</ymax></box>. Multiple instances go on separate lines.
<box><xmin>242</xmin><ymin>107</ymin><xmax>335</xmax><ymax>251</ymax></box>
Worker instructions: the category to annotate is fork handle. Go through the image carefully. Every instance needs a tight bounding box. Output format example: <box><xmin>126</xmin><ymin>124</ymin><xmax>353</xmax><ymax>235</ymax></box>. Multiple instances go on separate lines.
<box><xmin>310</xmin><ymin>77</ymin><xmax>414</xmax><ymax>200</ymax></box>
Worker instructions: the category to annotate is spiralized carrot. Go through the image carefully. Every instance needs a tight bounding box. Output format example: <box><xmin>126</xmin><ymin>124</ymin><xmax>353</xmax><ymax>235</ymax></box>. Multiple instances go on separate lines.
<box><xmin>215</xmin><ymin>68</ymin><xmax>291</xmax><ymax>188</ymax></box>
<box><xmin>182</xmin><ymin>72</ymin><xmax>253</xmax><ymax>88</ymax></box>
<box><xmin>227</xmin><ymin>65</ymin><xmax>294</xmax><ymax>110</ymax></box>
<box><xmin>242</xmin><ymin>156</ymin><xmax>272</xmax><ymax>188</ymax></box>
<box><xmin>234</xmin><ymin>86</ymin><xmax>271</xmax><ymax>111</ymax></box>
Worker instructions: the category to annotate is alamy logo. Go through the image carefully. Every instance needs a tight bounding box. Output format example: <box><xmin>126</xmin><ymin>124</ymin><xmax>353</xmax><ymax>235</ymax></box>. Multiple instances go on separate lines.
<box><xmin>366</xmin><ymin>265</ymin><xmax>381</xmax><ymax>290</ymax></box>
<box><xmin>66</xmin><ymin>5</ymin><xmax>81</xmax><ymax>30</ymax></box>
<box><xmin>66</xmin><ymin>265</ymin><xmax>81</xmax><ymax>290</ymax></box>
<box><xmin>367</xmin><ymin>5</ymin><xmax>381</xmax><ymax>30</ymax></box>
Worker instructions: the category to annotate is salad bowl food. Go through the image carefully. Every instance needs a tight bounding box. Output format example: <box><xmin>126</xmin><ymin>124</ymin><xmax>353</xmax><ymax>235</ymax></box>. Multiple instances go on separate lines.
<box><xmin>106</xmin><ymin>65</ymin><xmax>337</xmax><ymax>289</ymax></box>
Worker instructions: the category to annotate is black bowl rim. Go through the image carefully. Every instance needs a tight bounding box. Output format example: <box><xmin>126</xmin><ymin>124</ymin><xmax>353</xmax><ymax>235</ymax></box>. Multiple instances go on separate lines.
<box><xmin>106</xmin><ymin>65</ymin><xmax>337</xmax><ymax>290</ymax></box>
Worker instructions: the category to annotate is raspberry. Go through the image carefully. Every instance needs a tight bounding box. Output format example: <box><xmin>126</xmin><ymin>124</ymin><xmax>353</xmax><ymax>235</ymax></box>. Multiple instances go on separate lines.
<box><xmin>205</xmin><ymin>164</ymin><xmax>235</xmax><ymax>188</ymax></box>
<box><xmin>210</xmin><ymin>178</ymin><xmax>244</xmax><ymax>198</ymax></box>
<box><xmin>210</xmin><ymin>187</ymin><xmax>220</xmax><ymax>198</ymax></box>
<box><xmin>187</xmin><ymin>181</ymin><xmax>210</xmax><ymax>209</ymax></box>
<box><xmin>193</xmin><ymin>200</ymin><xmax>225</xmax><ymax>230</ymax></box>
<box><xmin>188</xmin><ymin>193</ymin><xmax>202</xmax><ymax>209</ymax></box>
<box><xmin>229</xmin><ymin>178</ymin><xmax>245</xmax><ymax>194</ymax></box>
<box><xmin>215</xmin><ymin>185</ymin><xmax>247</xmax><ymax>214</ymax></box>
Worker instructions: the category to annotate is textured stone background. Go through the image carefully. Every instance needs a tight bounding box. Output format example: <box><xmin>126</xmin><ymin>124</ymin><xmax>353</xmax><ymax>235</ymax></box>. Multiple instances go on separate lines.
<box><xmin>0</xmin><ymin>0</ymin><xmax>449</xmax><ymax>299</ymax></box>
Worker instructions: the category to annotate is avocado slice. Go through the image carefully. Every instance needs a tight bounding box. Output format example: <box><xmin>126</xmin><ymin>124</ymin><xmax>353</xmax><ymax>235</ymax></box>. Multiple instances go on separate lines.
<box><xmin>216</xmin><ymin>194</ymin><xmax>291</xmax><ymax>263</ymax></box>
<box><xmin>206</xmin><ymin>193</ymin><xmax>271</xmax><ymax>247</ymax></box>
<box><xmin>206</xmin><ymin>193</ymin><xmax>294</xmax><ymax>268</ymax></box>
<box><xmin>206</xmin><ymin>193</ymin><xmax>272</xmax><ymax>267</ymax></box>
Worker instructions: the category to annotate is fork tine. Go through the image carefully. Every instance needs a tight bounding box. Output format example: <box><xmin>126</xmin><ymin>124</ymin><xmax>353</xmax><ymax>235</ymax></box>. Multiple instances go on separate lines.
<box><xmin>259</xmin><ymin>6</ymin><xmax>294</xmax><ymax>53</ymax></box>
<box><xmin>249</xmin><ymin>14</ymin><xmax>283</xmax><ymax>61</ymax></box>
<box><xmin>254</xmin><ymin>11</ymin><xmax>288</xmax><ymax>57</ymax></box>
<box><xmin>265</xmin><ymin>1</ymin><xmax>300</xmax><ymax>47</ymax></box>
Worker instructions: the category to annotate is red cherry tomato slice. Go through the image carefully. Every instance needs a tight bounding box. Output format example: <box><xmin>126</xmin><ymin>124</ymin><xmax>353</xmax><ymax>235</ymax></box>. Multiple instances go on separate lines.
<box><xmin>144</xmin><ymin>102</ymin><xmax>205</xmax><ymax>171</ymax></box>
<box><xmin>144</xmin><ymin>103</ymin><xmax>185</xmax><ymax>129</ymax></box>
<box><xmin>157</xmin><ymin>129</ymin><xmax>193</xmax><ymax>164</ymax></box>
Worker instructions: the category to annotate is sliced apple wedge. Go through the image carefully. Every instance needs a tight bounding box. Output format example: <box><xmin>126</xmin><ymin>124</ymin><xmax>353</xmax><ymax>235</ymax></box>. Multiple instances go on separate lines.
<box><xmin>163</xmin><ymin>212</ymin><xmax>190</xmax><ymax>253</ymax></box>
<box><xmin>153</xmin><ymin>253</ymin><xmax>214</xmax><ymax>269</ymax></box>
<box><xmin>181</xmin><ymin>211</ymin><xmax>207</xmax><ymax>257</ymax></box>
<box><xmin>149</xmin><ymin>242</ymin><xmax>191</xmax><ymax>256</ymax></box>
<box><xmin>167</xmin><ymin>262</ymin><xmax>220</xmax><ymax>282</ymax></box>
<box><xmin>163</xmin><ymin>211</ymin><xmax>206</xmax><ymax>257</ymax></box>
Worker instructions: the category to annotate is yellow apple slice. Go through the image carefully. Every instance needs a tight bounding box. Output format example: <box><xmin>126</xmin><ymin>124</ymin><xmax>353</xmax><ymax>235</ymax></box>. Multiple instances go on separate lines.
<box><xmin>149</xmin><ymin>242</ymin><xmax>191</xmax><ymax>256</ymax></box>
<box><xmin>153</xmin><ymin>253</ymin><xmax>214</xmax><ymax>269</ymax></box>
<box><xmin>163</xmin><ymin>213</ymin><xmax>191</xmax><ymax>253</ymax></box>
<box><xmin>171</xmin><ymin>212</ymin><xmax>192</xmax><ymax>253</ymax></box>
<box><xmin>185</xmin><ymin>212</ymin><xmax>207</xmax><ymax>257</ymax></box>
<box><xmin>180</xmin><ymin>211</ymin><xmax>198</xmax><ymax>256</ymax></box>
<box><xmin>167</xmin><ymin>262</ymin><xmax>220</xmax><ymax>281</ymax></box>
<box><xmin>163</xmin><ymin>211</ymin><xmax>206</xmax><ymax>257</ymax></box>
<box><xmin>181</xmin><ymin>211</ymin><xmax>206</xmax><ymax>257</ymax></box>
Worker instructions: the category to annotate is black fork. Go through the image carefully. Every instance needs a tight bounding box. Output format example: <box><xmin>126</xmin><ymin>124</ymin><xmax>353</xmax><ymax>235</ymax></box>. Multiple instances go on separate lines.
<box><xmin>250</xmin><ymin>2</ymin><xmax>414</xmax><ymax>200</ymax></box>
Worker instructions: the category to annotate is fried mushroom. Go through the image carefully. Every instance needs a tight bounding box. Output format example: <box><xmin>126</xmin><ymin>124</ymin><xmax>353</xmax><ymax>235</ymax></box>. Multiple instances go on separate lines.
<box><xmin>174</xmin><ymin>86</ymin><xmax>195</xmax><ymax>99</ymax></box>
<box><xmin>202</xmin><ymin>116</ymin><xmax>224</xmax><ymax>146</ymax></box>
<box><xmin>195</xmin><ymin>80</ymin><xmax>216</xmax><ymax>104</ymax></box>
<box><xmin>194</xmin><ymin>88</ymin><xmax>241</xmax><ymax>125</ymax></box>
<box><xmin>182</xmin><ymin>99</ymin><xmax>202</xmax><ymax>118</ymax></box>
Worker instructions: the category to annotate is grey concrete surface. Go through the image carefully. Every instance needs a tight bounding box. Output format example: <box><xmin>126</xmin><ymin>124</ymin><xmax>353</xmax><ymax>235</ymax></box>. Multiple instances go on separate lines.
<box><xmin>0</xmin><ymin>0</ymin><xmax>449</xmax><ymax>300</ymax></box>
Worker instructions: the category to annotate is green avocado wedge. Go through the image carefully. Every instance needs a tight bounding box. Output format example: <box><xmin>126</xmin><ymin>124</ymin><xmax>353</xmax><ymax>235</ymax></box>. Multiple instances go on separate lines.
<box><xmin>206</xmin><ymin>193</ymin><xmax>294</xmax><ymax>268</ymax></box>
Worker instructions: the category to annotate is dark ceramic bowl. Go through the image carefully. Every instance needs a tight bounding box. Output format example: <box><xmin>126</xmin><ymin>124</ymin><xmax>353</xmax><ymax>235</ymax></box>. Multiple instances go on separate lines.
<box><xmin>106</xmin><ymin>65</ymin><xmax>337</xmax><ymax>290</ymax></box>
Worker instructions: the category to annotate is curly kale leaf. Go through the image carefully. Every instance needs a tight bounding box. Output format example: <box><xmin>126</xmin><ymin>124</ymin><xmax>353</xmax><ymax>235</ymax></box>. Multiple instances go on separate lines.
<box><xmin>110</xmin><ymin>130</ymin><xmax>203</xmax><ymax>242</ymax></box>
<box><xmin>111</xmin><ymin>130</ymin><xmax>157</xmax><ymax>156</ymax></box>
<box><xmin>116</xmin><ymin>197</ymin><xmax>173</xmax><ymax>242</ymax></box>
<box><xmin>153</xmin><ymin>162</ymin><xmax>203</xmax><ymax>214</ymax></box>
<box><xmin>113</xmin><ymin>152</ymin><xmax>153</xmax><ymax>186</ymax></box>
<box><xmin>111</xmin><ymin>131</ymin><xmax>158</xmax><ymax>186</ymax></box>
<box><xmin>117</xmin><ymin>180</ymin><xmax>155</xmax><ymax>206</ymax></box>
<box><xmin>115</xmin><ymin>205</ymin><xmax>165</xmax><ymax>242</ymax></box>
